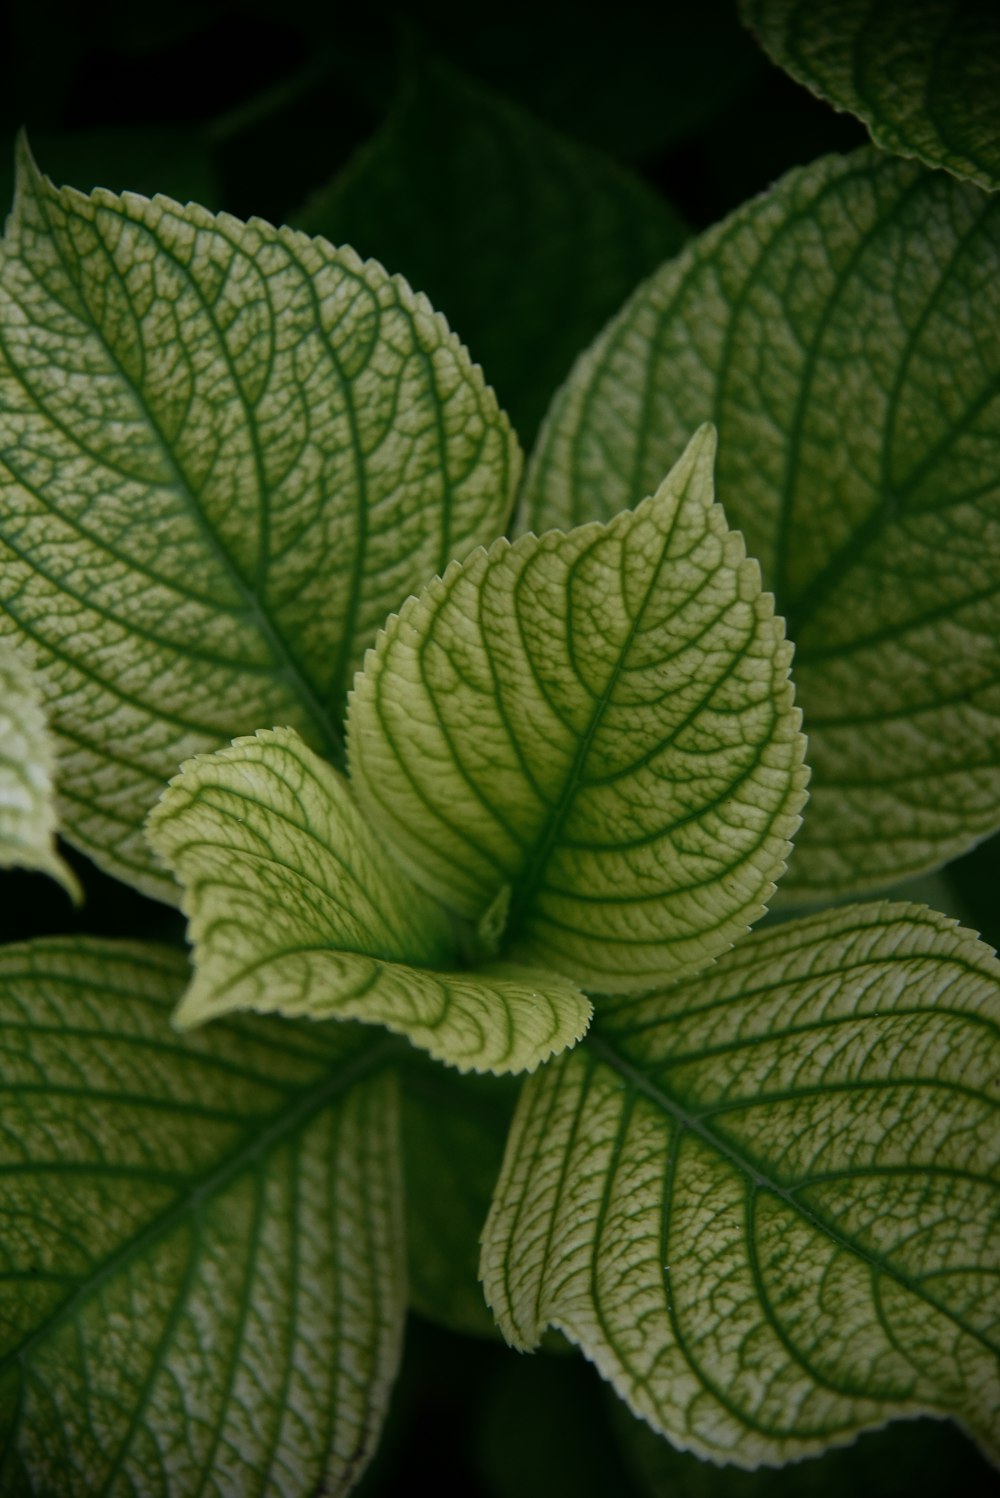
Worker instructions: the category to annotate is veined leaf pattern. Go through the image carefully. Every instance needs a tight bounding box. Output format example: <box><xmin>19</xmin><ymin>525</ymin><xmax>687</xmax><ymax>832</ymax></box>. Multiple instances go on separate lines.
<box><xmin>482</xmin><ymin>902</ymin><xmax>1000</xmax><ymax>1465</ymax></box>
<box><xmin>0</xmin><ymin>138</ymin><xmax>519</xmax><ymax>899</ymax></box>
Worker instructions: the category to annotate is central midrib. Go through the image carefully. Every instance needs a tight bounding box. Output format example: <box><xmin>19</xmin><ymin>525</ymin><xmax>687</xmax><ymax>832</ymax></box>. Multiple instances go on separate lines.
<box><xmin>586</xmin><ymin>1029</ymin><xmax>997</xmax><ymax>1360</ymax></box>
<box><xmin>0</xmin><ymin>1033</ymin><xmax>399</xmax><ymax>1375</ymax></box>
<box><xmin>28</xmin><ymin>179</ymin><xmax>346</xmax><ymax>768</ymax></box>
<box><xmin>503</xmin><ymin>509</ymin><xmax>681</xmax><ymax>943</ymax></box>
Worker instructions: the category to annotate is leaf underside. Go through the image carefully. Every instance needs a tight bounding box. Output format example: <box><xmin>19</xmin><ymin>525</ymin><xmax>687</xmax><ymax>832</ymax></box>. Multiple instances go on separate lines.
<box><xmin>524</xmin><ymin>147</ymin><xmax>1000</xmax><ymax>900</ymax></box>
<box><xmin>741</xmin><ymin>0</ymin><xmax>1000</xmax><ymax>191</ymax></box>
<box><xmin>146</xmin><ymin>726</ymin><xmax>591</xmax><ymax>1074</ymax></box>
<box><xmin>0</xmin><ymin>138</ymin><xmax>519</xmax><ymax>901</ymax></box>
<box><xmin>482</xmin><ymin>901</ymin><xmax>1000</xmax><ymax>1467</ymax></box>
<box><xmin>0</xmin><ymin>635</ymin><xmax>79</xmax><ymax>898</ymax></box>
<box><xmin>350</xmin><ymin>426</ymin><xmax>807</xmax><ymax>993</ymax></box>
<box><xmin>0</xmin><ymin>938</ymin><xmax>405</xmax><ymax>1497</ymax></box>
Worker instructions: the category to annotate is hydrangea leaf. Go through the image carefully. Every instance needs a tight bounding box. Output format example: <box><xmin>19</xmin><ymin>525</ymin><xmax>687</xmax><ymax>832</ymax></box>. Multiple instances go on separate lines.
<box><xmin>349</xmin><ymin>426</ymin><xmax>808</xmax><ymax>995</ymax></box>
<box><xmin>524</xmin><ymin>148</ymin><xmax>1000</xmax><ymax>900</ymax></box>
<box><xmin>0</xmin><ymin>937</ymin><xmax>405</xmax><ymax>1496</ymax></box>
<box><xmin>741</xmin><ymin>0</ymin><xmax>1000</xmax><ymax>192</ymax></box>
<box><xmin>0</xmin><ymin>137</ymin><xmax>520</xmax><ymax>903</ymax></box>
<box><xmin>481</xmin><ymin>901</ymin><xmax>1000</xmax><ymax>1467</ymax></box>
<box><xmin>0</xmin><ymin>634</ymin><xmax>80</xmax><ymax>899</ymax></box>
<box><xmin>295</xmin><ymin>53</ymin><xmax>688</xmax><ymax>444</ymax></box>
<box><xmin>146</xmin><ymin>726</ymin><xmax>590</xmax><ymax>1074</ymax></box>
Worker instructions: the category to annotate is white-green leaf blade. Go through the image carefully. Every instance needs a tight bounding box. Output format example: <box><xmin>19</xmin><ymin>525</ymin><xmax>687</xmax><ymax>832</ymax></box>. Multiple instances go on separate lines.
<box><xmin>146</xmin><ymin>726</ymin><xmax>590</xmax><ymax>1074</ymax></box>
<box><xmin>0</xmin><ymin>937</ymin><xmax>405</xmax><ymax>1496</ymax></box>
<box><xmin>0</xmin><ymin>139</ymin><xmax>520</xmax><ymax>902</ymax></box>
<box><xmin>481</xmin><ymin>901</ymin><xmax>1000</xmax><ymax>1466</ymax></box>
<box><xmin>0</xmin><ymin>634</ymin><xmax>79</xmax><ymax>898</ymax></box>
<box><xmin>524</xmin><ymin>148</ymin><xmax>1000</xmax><ymax>900</ymax></box>
<box><xmin>741</xmin><ymin>0</ymin><xmax>1000</xmax><ymax>191</ymax></box>
<box><xmin>350</xmin><ymin>426</ymin><xmax>807</xmax><ymax>993</ymax></box>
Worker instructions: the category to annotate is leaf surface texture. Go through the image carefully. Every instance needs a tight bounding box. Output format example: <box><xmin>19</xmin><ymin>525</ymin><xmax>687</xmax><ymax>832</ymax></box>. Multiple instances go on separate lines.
<box><xmin>0</xmin><ymin>938</ymin><xmax>405</xmax><ymax>1496</ymax></box>
<box><xmin>0</xmin><ymin>140</ymin><xmax>518</xmax><ymax>899</ymax></box>
<box><xmin>482</xmin><ymin>902</ymin><xmax>1000</xmax><ymax>1465</ymax></box>
<box><xmin>741</xmin><ymin>0</ymin><xmax>1000</xmax><ymax>190</ymax></box>
<box><xmin>350</xmin><ymin>427</ymin><xmax>807</xmax><ymax>992</ymax></box>
<box><xmin>147</xmin><ymin>727</ymin><xmax>590</xmax><ymax>1073</ymax></box>
<box><xmin>0</xmin><ymin>635</ymin><xmax>78</xmax><ymax>897</ymax></box>
<box><xmin>525</xmin><ymin>149</ymin><xmax>1000</xmax><ymax>898</ymax></box>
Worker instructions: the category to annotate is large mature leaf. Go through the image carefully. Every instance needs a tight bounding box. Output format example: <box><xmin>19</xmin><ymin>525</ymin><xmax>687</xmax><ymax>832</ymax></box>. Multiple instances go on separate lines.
<box><xmin>147</xmin><ymin>726</ymin><xmax>590</xmax><ymax>1073</ymax></box>
<box><xmin>0</xmin><ymin>138</ymin><xmax>519</xmax><ymax>902</ymax></box>
<box><xmin>0</xmin><ymin>938</ymin><xmax>405</xmax><ymax>1496</ymax></box>
<box><xmin>350</xmin><ymin>426</ymin><xmax>807</xmax><ymax>994</ymax></box>
<box><xmin>0</xmin><ymin>635</ymin><xmax>79</xmax><ymax>898</ymax></box>
<box><xmin>524</xmin><ymin>148</ymin><xmax>1000</xmax><ymax>900</ymax></box>
<box><xmin>481</xmin><ymin>901</ymin><xmax>1000</xmax><ymax>1467</ymax></box>
<box><xmin>295</xmin><ymin>54</ymin><xmax>688</xmax><ymax>445</ymax></box>
<box><xmin>741</xmin><ymin>0</ymin><xmax>1000</xmax><ymax>192</ymax></box>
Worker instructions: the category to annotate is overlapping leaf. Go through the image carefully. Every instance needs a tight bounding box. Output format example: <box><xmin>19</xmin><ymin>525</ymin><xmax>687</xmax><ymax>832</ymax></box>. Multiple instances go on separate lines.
<box><xmin>0</xmin><ymin>138</ymin><xmax>519</xmax><ymax>901</ymax></box>
<box><xmin>0</xmin><ymin>938</ymin><xmax>405</xmax><ymax>1496</ymax></box>
<box><xmin>482</xmin><ymin>902</ymin><xmax>1000</xmax><ymax>1466</ymax></box>
<box><xmin>296</xmin><ymin>54</ymin><xmax>688</xmax><ymax>444</ymax></box>
<box><xmin>741</xmin><ymin>0</ymin><xmax>1000</xmax><ymax>191</ymax></box>
<box><xmin>524</xmin><ymin>148</ymin><xmax>1000</xmax><ymax>899</ymax></box>
<box><xmin>350</xmin><ymin>426</ymin><xmax>807</xmax><ymax>993</ymax></box>
<box><xmin>146</xmin><ymin>727</ymin><xmax>591</xmax><ymax>1073</ymax></box>
<box><xmin>0</xmin><ymin>635</ymin><xmax>79</xmax><ymax>898</ymax></box>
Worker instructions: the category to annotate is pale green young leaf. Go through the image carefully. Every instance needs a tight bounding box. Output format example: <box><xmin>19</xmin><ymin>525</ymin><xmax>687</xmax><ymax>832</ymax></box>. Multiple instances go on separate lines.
<box><xmin>295</xmin><ymin>52</ymin><xmax>688</xmax><ymax>444</ymax></box>
<box><xmin>0</xmin><ymin>137</ymin><xmax>520</xmax><ymax>902</ymax></box>
<box><xmin>349</xmin><ymin>426</ymin><xmax>807</xmax><ymax>994</ymax></box>
<box><xmin>741</xmin><ymin>0</ymin><xmax>1000</xmax><ymax>192</ymax></box>
<box><xmin>524</xmin><ymin>148</ymin><xmax>1000</xmax><ymax>900</ymax></box>
<box><xmin>0</xmin><ymin>937</ymin><xmax>405</xmax><ymax>1496</ymax></box>
<box><xmin>482</xmin><ymin>902</ymin><xmax>1000</xmax><ymax>1466</ymax></box>
<box><xmin>146</xmin><ymin>726</ymin><xmax>591</xmax><ymax>1074</ymax></box>
<box><xmin>0</xmin><ymin>634</ymin><xmax>79</xmax><ymax>899</ymax></box>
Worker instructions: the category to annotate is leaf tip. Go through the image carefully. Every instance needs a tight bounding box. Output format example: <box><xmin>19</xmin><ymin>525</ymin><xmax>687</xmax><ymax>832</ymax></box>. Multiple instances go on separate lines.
<box><xmin>13</xmin><ymin>128</ymin><xmax>39</xmax><ymax>185</ymax></box>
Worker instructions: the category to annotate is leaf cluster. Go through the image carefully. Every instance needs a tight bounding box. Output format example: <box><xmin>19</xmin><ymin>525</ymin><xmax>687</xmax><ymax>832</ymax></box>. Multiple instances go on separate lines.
<box><xmin>0</xmin><ymin>4</ymin><xmax>998</xmax><ymax>1495</ymax></box>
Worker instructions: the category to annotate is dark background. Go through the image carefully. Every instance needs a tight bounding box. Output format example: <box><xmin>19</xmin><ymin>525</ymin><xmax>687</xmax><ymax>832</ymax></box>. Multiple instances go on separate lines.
<box><xmin>1</xmin><ymin>3</ymin><xmax>997</xmax><ymax>1493</ymax></box>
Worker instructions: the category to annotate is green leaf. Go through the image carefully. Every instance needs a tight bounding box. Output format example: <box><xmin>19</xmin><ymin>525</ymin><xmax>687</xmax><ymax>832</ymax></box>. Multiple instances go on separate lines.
<box><xmin>146</xmin><ymin>726</ymin><xmax>591</xmax><ymax>1074</ymax></box>
<box><xmin>0</xmin><ymin>635</ymin><xmax>80</xmax><ymax>899</ymax></box>
<box><xmin>0</xmin><ymin>937</ymin><xmax>405</xmax><ymax>1496</ymax></box>
<box><xmin>0</xmin><ymin>137</ymin><xmax>519</xmax><ymax>903</ymax></box>
<box><xmin>740</xmin><ymin>0</ymin><xmax>1000</xmax><ymax>192</ymax></box>
<box><xmin>481</xmin><ymin>901</ymin><xmax>1000</xmax><ymax>1467</ymax></box>
<box><xmin>349</xmin><ymin>426</ymin><xmax>807</xmax><ymax>994</ymax></box>
<box><xmin>295</xmin><ymin>54</ymin><xmax>688</xmax><ymax>445</ymax></box>
<box><xmin>524</xmin><ymin>148</ymin><xmax>1000</xmax><ymax>901</ymax></box>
